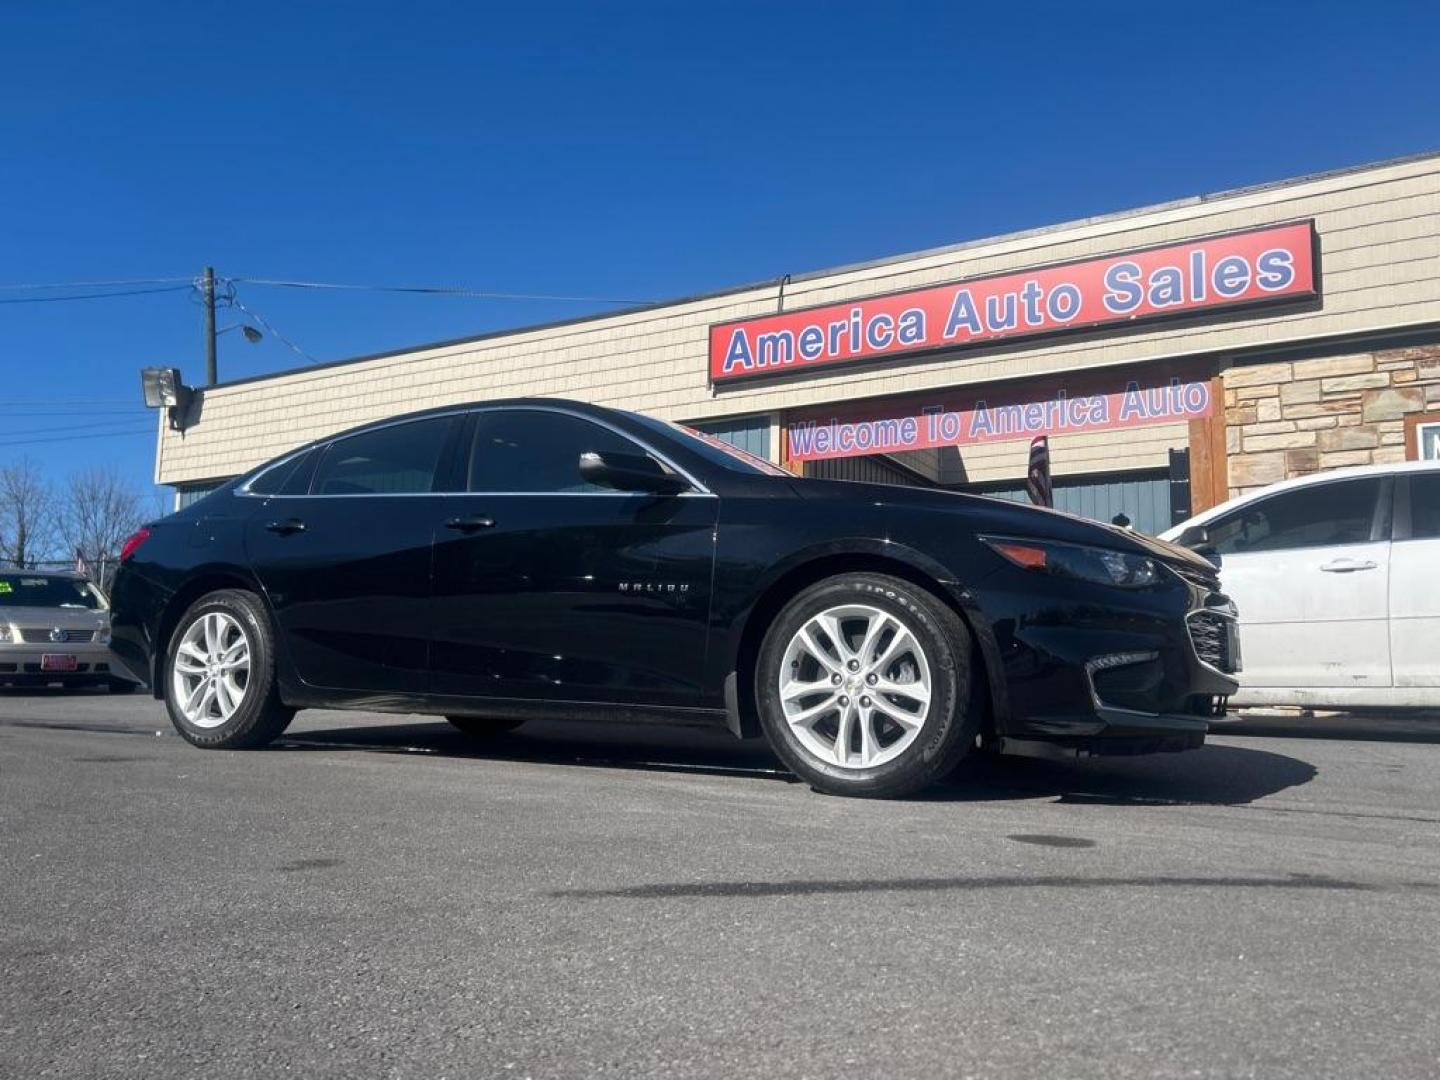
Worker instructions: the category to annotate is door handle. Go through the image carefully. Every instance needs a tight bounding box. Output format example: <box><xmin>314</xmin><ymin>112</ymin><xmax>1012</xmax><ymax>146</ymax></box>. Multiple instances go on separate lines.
<box><xmin>1319</xmin><ymin>558</ymin><xmax>1377</xmax><ymax>573</ymax></box>
<box><xmin>444</xmin><ymin>515</ymin><xmax>496</xmax><ymax>532</ymax></box>
<box><xmin>265</xmin><ymin>518</ymin><xmax>307</xmax><ymax>536</ymax></box>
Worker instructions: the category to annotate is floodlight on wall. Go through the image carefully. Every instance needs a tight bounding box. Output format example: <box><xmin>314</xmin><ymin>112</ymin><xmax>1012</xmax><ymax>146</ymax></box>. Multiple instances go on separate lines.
<box><xmin>140</xmin><ymin>367</ymin><xmax>196</xmax><ymax>431</ymax></box>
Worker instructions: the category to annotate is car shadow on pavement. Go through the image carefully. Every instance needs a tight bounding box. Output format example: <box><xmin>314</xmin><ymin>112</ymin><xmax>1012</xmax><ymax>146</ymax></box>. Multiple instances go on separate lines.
<box><xmin>276</xmin><ymin>718</ymin><xmax>1317</xmax><ymax>806</ymax></box>
<box><xmin>935</xmin><ymin>745</ymin><xmax>1317</xmax><ymax>807</ymax></box>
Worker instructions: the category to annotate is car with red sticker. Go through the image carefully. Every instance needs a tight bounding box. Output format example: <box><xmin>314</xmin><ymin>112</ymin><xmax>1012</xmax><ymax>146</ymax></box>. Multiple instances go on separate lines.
<box><xmin>0</xmin><ymin>571</ymin><xmax>139</xmax><ymax>693</ymax></box>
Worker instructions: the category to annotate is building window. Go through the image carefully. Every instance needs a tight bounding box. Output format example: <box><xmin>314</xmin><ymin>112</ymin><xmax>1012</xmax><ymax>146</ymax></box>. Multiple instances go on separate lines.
<box><xmin>692</xmin><ymin>414</ymin><xmax>771</xmax><ymax>461</ymax></box>
<box><xmin>176</xmin><ymin>482</ymin><xmax>225</xmax><ymax>510</ymax></box>
<box><xmin>1418</xmin><ymin>420</ymin><xmax>1440</xmax><ymax>461</ymax></box>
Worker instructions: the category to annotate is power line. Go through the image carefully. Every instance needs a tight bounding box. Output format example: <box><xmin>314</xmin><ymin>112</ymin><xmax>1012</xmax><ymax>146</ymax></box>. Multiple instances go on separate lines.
<box><xmin>235</xmin><ymin>277</ymin><xmax>651</xmax><ymax>305</ymax></box>
<box><xmin>6</xmin><ymin>398</ymin><xmax>137</xmax><ymax>405</ymax></box>
<box><xmin>6</xmin><ymin>418</ymin><xmax>158</xmax><ymax>438</ymax></box>
<box><xmin>0</xmin><ymin>277</ymin><xmax>192</xmax><ymax>292</ymax></box>
<box><xmin>0</xmin><ymin>285</ymin><xmax>191</xmax><ymax>305</ymax></box>
<box><xmin>0</xmin><ymin>427</ymin><xmax>155</xmax><ymax>449</ymax></box>
<box><xmin>11</xmin><ymin>408</ymin><xmax>145</xmax><ymax>416</ymax></box>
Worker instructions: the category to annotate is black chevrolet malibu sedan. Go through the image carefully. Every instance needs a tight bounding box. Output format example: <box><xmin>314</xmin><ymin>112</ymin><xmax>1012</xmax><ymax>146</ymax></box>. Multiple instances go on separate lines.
<box><xmin>110</xmin><ymin>399</ymin><xmax>1239</xmax><ymax>798</ymax></box>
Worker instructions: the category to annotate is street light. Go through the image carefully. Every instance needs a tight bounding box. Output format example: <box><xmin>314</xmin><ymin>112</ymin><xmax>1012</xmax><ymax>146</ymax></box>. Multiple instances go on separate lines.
<box><xmin>140</xmin><ymin>367</ymin><xmax>195</xmax><ymax>431</ymax></box>
<box><xmin>218</xmin><ymin>324</ymin><xmax>263</xmax><ymax>344</ymax></box>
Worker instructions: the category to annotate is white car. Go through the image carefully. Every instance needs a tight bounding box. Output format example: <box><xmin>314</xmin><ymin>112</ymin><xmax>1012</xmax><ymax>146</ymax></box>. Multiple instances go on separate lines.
<box><xmin>1161</xmin><ymin>461</ymin><xmax>1440</xmax><ymax>710</ymax></box>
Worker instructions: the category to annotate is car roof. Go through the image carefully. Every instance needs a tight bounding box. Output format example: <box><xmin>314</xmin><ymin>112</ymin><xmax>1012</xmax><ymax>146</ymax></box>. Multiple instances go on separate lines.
<box><xmin>0</xmin><ymin>569</ymin><xmax>84</xmax><ymax>579</ymax></box>
<box><xmin>1166</xmin><ymin>458</ymin><xmax>1440</xmax><ymax>532</ymax></box>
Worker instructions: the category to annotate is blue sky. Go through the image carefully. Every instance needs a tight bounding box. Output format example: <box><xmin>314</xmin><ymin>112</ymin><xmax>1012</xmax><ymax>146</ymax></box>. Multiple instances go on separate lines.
<box><xmin>3</xmin><ymin>0</ymin><xmax>1438</xmax><ymax>495</ymax></box>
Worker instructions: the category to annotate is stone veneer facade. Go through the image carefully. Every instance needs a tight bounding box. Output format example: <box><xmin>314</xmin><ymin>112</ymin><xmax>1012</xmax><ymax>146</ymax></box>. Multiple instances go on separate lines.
<box><xmin>1223</xmin><ymin>344</ymin><xmax>1440</xmax><ymax>496</ymax></box>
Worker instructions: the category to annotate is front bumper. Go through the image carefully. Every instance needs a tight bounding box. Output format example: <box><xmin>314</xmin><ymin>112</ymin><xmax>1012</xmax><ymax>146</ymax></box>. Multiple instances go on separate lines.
<box><xmin>0</xmin><ymin>645</ymin><xmax>141</xmax><ymax>685</ymax></box>
<box><xmin>973</xmin><ymin>558</ymin><xmax>1240</xmax><ymax>757</ymax></box>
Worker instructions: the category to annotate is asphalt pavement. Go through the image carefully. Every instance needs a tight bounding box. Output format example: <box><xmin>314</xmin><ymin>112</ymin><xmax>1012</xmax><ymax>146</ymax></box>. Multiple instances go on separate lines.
<box><xmin>3</xmin><ymin>690</ymin><xmax>1439</xmax><ymax>1079</ymax></box>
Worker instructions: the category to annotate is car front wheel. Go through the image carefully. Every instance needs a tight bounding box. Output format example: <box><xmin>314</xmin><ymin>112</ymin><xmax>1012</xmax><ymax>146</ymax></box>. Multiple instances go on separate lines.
<box><xmin>164</xmin><ymin>589</ymin><xmax>293</xmax><ymax>748</ymax></box>
<box><xmin>756</xmin><ymin>573</ymin><xmax>977</xmax><ymax>798</ymax></box>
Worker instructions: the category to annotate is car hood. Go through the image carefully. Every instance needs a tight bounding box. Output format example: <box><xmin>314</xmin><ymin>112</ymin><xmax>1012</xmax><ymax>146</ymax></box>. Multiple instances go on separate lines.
<box><xmin>0</xmin><ymin>605</ymin><xmax>111</xmax><ymax>630</ymax></box>
<box><xmin>789</xmin><ymin>476</ymin><xmax>1219</xmax><ymax>574</ymax></box>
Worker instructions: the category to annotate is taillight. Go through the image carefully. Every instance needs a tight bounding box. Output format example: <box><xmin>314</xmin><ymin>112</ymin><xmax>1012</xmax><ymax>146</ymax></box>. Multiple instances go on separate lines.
<box><xmin>120</xmin><ymin>527</ymin><xmax>152</xmax><ymax>563</ymax></box>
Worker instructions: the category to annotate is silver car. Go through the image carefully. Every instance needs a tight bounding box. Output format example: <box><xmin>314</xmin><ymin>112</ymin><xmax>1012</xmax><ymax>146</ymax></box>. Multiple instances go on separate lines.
<box><xmin>0</xmin><ymin>570</ymin><xmax>139</xmax><ymax>692</ymax></box>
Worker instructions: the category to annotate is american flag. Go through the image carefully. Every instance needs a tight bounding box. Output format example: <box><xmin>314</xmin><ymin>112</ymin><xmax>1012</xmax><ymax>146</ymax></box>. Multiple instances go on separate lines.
<box><xmin>74</xmin><ymin>548</ymin><xmax>90</xmax><ymax>578</ymax></box>
<box><xmin>1026</xmin><ymin>435</ymin><xmax>1053</xmax><ymax>508</ymax></box>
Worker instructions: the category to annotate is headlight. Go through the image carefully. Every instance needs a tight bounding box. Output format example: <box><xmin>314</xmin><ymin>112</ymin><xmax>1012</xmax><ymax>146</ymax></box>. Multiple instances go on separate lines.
<box><xmin>0</xmin><ymin>625</ymin><xmax>11</xmax><ymax>643</ymax></box>
<box><xmin>981</xmin><ymin>536</ymin><xmax>1161</xmax><ymax>589</ymax></box>
<box><xmin>95</xmin><ymin>626</ymin><xmax>112</xmax><ymax>645</ymax></box>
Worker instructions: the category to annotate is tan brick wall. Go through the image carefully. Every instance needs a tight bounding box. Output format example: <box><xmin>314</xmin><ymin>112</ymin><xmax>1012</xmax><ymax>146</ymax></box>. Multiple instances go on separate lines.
<box><xmin>1223</xmin><ymin>344</ymin><xmax>1440</xmax><ymax>495</ymax></box>
<box><xmin>157</xmin><ymin>154</ymin><xmax>1440</xmax><ymax>485</ymax></box>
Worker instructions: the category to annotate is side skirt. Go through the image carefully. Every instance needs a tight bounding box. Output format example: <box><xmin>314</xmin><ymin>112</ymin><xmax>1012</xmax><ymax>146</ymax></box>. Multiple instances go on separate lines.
<box><xmin>278</xmin><ymin>684</ymin><xmax>732</xmax><ymax>731</ymax></box>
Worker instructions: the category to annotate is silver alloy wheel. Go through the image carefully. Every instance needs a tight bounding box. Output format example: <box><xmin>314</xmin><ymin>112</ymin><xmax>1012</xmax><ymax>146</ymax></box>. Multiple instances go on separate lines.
<box><xmin>777</xmin><ymin>603</ymin><xmax>932</xmax><ymax>770</ymax></box>
<box><xmin>171</xmin><ymin>611</ymin><xmax>251</xmax><ymax>729</ymax></box>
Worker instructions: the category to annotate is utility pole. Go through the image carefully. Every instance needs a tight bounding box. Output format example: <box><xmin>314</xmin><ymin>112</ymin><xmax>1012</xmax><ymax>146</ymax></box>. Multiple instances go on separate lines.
<box><xmin>202</xmin><ymin>266</ymin><xmax>217</xmax><ymax>386</ymax></box>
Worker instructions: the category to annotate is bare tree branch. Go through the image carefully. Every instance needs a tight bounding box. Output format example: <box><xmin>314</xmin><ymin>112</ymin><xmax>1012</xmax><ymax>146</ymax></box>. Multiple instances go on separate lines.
<box><xmin>0</xmin><ymin>458</ymin><xmax>58</xmax><ymax>568</ymax></box>
<box><xmin>62</xmin><ymin>466</ymin><xmax>146</xmax><ymax>567</ymax></box>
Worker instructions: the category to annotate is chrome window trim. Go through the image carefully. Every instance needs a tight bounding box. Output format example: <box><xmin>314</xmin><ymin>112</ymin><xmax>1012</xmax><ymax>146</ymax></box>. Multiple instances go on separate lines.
<box><xmin>236</xmin><ymin>404</ymin><xmax>714</xmax><ymax>499</ymax></box>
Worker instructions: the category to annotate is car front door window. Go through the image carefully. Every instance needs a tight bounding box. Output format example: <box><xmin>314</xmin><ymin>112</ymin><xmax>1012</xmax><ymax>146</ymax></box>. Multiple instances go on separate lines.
<box><xmin>466</xmin><ymin>409</ymin><xmax>644</xmax><ymax>493</ymax></box>
<box><xmin>1208</xmin><ymin>479</ymin><xmax>1382</xmax><ymax>556</ymax></box>
<box><xmin>1206</xmin><ymin>477</ymin><xmax>1390</xmax><ymax>691</ymax></box>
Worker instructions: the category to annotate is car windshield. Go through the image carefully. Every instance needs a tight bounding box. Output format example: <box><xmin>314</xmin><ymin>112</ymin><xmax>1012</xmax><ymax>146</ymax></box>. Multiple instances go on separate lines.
<box><xmin>624</xmin><ymin>413</ymin><xmax>792</xmax><ymax>477</ymax></box>
<box><xmin>0</xmin><ymin>574</ymin><xmax>104</xmax><ymax>610</ymax></box>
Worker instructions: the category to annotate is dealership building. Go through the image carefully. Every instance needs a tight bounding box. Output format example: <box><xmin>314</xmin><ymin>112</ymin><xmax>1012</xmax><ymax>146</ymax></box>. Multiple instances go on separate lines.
<box><xmin>155</xmin><ymin>152</ymin><xmax>1440</xmax><ymax>531</ymax></box>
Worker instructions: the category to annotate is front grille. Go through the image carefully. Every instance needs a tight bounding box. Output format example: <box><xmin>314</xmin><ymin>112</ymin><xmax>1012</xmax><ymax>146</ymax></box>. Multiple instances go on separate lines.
<box><xmin>1188</xmin><ymin>610</ymin><xmax>1236</xmax><ymax>673</ymax></box>
<box><xmin>15</xmin><ymin>627</ymin><xmax>100</xmax><ymax>644</ymax></box>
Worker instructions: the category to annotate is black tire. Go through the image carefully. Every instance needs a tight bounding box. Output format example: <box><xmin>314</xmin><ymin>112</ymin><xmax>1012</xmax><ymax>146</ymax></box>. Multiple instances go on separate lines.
<box><xmin>446</xmin><ymin>716</ymin><xmax>525</xmax><ymax>738</ymax></box>
<box><xmin>755</xmin><ymin>573</ymin><xmax>977</xmax><ymax>798</ymax></box>
<box><xmin>163</xmin><ymin>589</ymin><xmax>294</xmax><ymax>749</ymax></box>
<box><xmin>107</xmin><ymin>679</ymin><xmax>138</xmax><ymax>695</ymax></box>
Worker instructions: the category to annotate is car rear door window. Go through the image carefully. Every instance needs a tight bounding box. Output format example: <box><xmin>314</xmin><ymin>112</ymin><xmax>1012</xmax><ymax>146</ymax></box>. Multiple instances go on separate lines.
<box><xmin>467</xmin><ymin>409</ymin><xmax>642</xmax><ymax>493</ymax></box>
<box><xmin>310</xmin><ymin>417</ymin><xmax>452</xmax><ymax>495</ymax></box>
<box><xmin>1207</xmin><ymin>478</ymin><xmax>1382</xmax><ymax>555</ymax></box>
<box><xmin>247</xmin><ymin>449</ymin><xmax>313</xmax><ymax>496</ymax></box>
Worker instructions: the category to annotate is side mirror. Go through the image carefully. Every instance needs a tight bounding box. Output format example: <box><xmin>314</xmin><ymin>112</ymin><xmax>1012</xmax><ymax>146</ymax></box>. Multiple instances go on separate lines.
<box><xmin>1174</xmin><ymin>524</ymin><xmax>1212</xmax><ymax>552</ymax></box>
<box><xmin>578</xmin><ymin>451</ymin><xmax>690</xmax><ymax>496</ymax></box>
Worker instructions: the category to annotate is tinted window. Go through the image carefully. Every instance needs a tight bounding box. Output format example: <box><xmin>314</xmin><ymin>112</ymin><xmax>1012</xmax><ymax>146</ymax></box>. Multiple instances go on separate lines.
<box><xmin>468</xmin><ymin>410</ymin><xmax>642</xmax><ymax>493</ymax></box>
<box><xmin>1208</xmin><ymin>478</ymin><xmax>1380</xmax><ymax>555</ymax></box>
<box><xmin>0</xmin><ymin>575</ymin><xmax>102</xmax><ymax>609</ymax></box>
<box><xmin>1408</xmin><ymin>472</ymin><xmax>1440</xmax><ymax>540</ymax></box>
<box><xmin>247</xmin><ymin>449</ymin><xmax>311</xmax><ymax>496</ymax></box>
<box><xmin>311</xmin><ymin>418</ymin><xmax>452</xmax><ymax>496</ymax></box>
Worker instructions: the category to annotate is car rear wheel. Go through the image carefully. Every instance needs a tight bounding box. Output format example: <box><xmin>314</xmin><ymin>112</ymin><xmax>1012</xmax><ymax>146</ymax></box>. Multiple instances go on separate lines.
<box><xmin>756</xmin><ymin>573</ymin><xmax>977</xmax><ymax>798</ymax></box>
<box><xmin>446</xmin><ymin>716</ymin><xmax>525</xmax><ymax>738</ymax></box>
<box><xmin>164</xmin><ymin>589</ymin><xmax>293</xmax><ymax>748</ymax></box>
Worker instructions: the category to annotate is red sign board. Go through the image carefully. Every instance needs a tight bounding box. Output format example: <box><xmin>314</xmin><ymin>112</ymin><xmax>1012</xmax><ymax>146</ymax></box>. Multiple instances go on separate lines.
<box><xmin>786</xmin><ymin>375</ymin><xmax>1213</xmax><ymax>463</ymax></box>
<box><xmin>711</xmin><ymin>221</ymin><xmax>1317</xmax><ymax>383</ymax></box>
